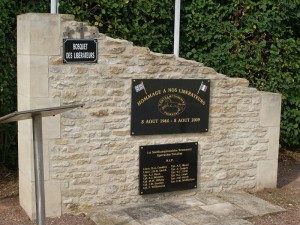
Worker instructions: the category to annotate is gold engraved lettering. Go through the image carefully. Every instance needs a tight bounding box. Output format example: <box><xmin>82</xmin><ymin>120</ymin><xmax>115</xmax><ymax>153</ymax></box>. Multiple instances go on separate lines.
<box><xmin>160</xmin><ymin>119</ymin><xmax>170</xmax><ymax>123</ymax></box>
<box><xmin>191</xmin><ymin>118</ymin><xmax>201</xmax><ymax>122</ymax></box>
<box><xmin>168</xmin><ymin>88</ymin><xmax>178</xmax><ymax>93</ymax></box>
<box><xmin>172</xmin><ymin>152</ymin><xmax>183</xmax><ymax>156</ymax></box>
<box><xmin>178</xmin><ymin>118</ymin><xmax>190</xmax><ymax>123</ymax></box>
<box><xmin>178</xmin><ymin>88</ymin><xmax>206</xmax><ymax>105</ymax></box>
<box><xmin>169</xmin><ymin>163</ymin><xmax>195</xmax><ymax>184</ymax></box>
<box><xmin>142</xmin><ymin>165</ymin><xmax>167</xmax><ymax>190</ymax></box>
<box><xmin>137</xmin><ymin>90</ymin><xmax>162</xmax><ymax>106</ymax></box>
<box><xmin>145</xmin><ymin>119</ymin><xmax>159</xmax><ymax>124</ymax></box>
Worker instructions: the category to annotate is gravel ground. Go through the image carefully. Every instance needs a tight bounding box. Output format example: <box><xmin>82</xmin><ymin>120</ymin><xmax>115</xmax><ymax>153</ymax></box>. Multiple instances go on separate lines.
<box><xmin>247</xmin><ymin>150</ymin><xmax>300</xmax><ymax>225</ymax></box>
<box><xmin>0</xmin><ymin>150</ymin><xmax>299</xmax><ymax>225</ymax></box>
<box><xmin>0</xmin><ymin>164</ymin><xmax>95</xmax><ymax>225</ymax></box>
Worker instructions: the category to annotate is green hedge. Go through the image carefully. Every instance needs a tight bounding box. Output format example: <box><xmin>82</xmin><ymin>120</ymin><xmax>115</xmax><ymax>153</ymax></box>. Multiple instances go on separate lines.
<box><xmin>59</xmin><ymin>0</ymin><xmax>175</xmax><ymax>53</ymax></box>
<box><xmin>181</xmin><ymin>0</ymin><xmax>300</xmax><ymax>146</ymax></box>
<box><xmin>60</xmin><ymin>0</ymin><xmax>300</xmax><ymax>147</ymax></box>
<box><xmin>180</xmin><ymin>0</ymin><xmax>300</xmax><ymax>146</ymax></box>
<box><xmin>0</xmin><ymin>0</ymin><xmax>299</xmax><ymax>168</ymax></box>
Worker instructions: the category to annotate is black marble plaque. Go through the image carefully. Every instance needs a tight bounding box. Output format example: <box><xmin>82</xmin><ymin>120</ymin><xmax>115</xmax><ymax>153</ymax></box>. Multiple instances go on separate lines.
<box><xmin>131</xmin><ymin>79</ymin><xmax>210</xmax><ymax>136</ymax></box>
<box><xmin>139</xmin><ymin>142</ymin><xmax>198</xmax><ymax>195</ymax></box>
<box><xmin>63</xmin><ymin>39</ymin><xmax>98</xmax><ymax>63</ymax></box>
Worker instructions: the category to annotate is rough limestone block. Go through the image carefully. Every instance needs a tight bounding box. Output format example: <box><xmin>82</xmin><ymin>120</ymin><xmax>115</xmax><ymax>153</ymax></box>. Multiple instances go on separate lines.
<box><xmin>260</xmin><ymin>92</ymin><xmax>281</xmax><ymax>127</ymax></box>
<box><xmin>256</xmin><ymin>160</ymin><xmax>278</xmax><ymax>190</ymax></box>
<box><xmin>60</xmin><ymin>14</ymin><xmax>75</xmax><ymax>22</ymax></box>
<box><xmin>17</xmin><ymin>13</ymin><xmax>61</xmax><ymax>55</ymax></box>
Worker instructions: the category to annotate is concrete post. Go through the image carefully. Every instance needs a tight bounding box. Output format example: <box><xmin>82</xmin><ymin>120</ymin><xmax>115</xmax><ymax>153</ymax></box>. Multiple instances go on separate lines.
<box><xmin>17</xmin><ymin>13</ymin><xmax>62</xmax><ymax>219</ymax></box>
<box><xmin>256</xmin><ymin>92</ymin><xmax>282</xmax><ymax>190</ymax></box>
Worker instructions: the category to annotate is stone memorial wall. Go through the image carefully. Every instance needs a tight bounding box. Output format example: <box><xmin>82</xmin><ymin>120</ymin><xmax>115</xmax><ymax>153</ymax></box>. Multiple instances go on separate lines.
<box><xmin>17</xmin><ymin>13</ymin><xmax>281</xmax><ymax>219</ymax></box>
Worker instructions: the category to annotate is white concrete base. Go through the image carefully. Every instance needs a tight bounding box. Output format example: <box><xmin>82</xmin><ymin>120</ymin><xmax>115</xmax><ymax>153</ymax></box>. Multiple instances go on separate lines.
<box><xmin>19</xmin><ymin>173</ymin><xmax>62</xmax><ymax>220</ymax></box>
<box><xmin>256</xmin><ymin>160</ymin><xmax>278</xmax><ymax>190</ymax></box>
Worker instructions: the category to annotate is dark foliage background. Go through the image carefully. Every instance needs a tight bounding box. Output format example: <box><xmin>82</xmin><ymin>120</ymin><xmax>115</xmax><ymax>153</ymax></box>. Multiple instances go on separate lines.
<box><xmin>1</xmin><ymin>0</ymin><xmax>299</xmax><ymax>168</ymax></box>
<box><xmin>0</xmin><ymin>0</ymin><xmax>49</xmax><ymax>168</ymax></box>
<box><xmin>59</xmin><ymin>0</ymin><xmax>300</xmax><ymax>148</ymax></box>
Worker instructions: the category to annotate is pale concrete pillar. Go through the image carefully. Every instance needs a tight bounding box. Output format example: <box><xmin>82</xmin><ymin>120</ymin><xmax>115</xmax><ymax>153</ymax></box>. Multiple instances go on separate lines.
<box><xmin>17</xmin><ymin>13</ymin><xmax>62</xmax><ymax>219</ymax></box>
<box><xmin>256</xmin><ymin>92</ymin><xmax>282</xmax><ymax>190</ymax></box>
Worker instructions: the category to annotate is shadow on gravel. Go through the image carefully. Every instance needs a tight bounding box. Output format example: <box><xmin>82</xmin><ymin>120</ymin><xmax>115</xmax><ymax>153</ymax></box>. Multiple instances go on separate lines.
<box><xmin>277</xmin><ymin>152</ymin><xmax>300</xmax><ymax>188</ymax></box>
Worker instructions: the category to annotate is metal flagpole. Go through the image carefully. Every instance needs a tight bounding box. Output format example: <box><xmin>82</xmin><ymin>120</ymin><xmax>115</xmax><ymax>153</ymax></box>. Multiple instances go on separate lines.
<box><xmin>51</xmin><ymin>0</ymin><xmax>58</xmax><ymax>14</ymax></box>
<box><xmin>174</xmin><ymin>0</ymin><xmax>181</xmax><ymax>57</ymax></box>
<box><xmin>32</xmin><ymin>115</ymin><xmax>46</xmax><ymax>225</ymax></box>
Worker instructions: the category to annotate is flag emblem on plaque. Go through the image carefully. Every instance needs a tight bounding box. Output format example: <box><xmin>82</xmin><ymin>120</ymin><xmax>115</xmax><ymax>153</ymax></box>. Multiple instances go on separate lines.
<box><xmin>199</xmin><ymin>83</ymin><xmax>208</xmax><ymax>92</ymax></box>
<box><xmin>134</xmin><ymin>82</ymin><xmax>147</xmax><ymax>94</ymax></box>
<box><xmin>134</xmin><ymin>82</ymin><xmax>144</xmax><ymax>92</ymax></box>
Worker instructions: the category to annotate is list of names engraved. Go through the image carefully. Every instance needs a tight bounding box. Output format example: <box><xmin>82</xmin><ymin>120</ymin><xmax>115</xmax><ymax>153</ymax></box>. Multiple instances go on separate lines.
<box><xmin>171</xmin><ymin>164</ymin><xmax>195</xmax><ymax>183</ymax></box>
<box><xmin>142</xmin><ymin>166</ymin><xmax>167</xmax><ymax>190</ymax></box>
<box><xmin>139</xmin><ymin>142</ymin><xmax>198</xmax><ymax>195</ymax></box>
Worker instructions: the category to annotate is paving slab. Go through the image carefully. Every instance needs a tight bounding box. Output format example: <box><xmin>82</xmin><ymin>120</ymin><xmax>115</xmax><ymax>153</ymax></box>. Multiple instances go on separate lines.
<box><xmin>195</xmin><ymin>193</ymin><xmax>227</xmax><ymax>205</ymax></box>
<box><xmin>171</xmin><ymin>206</ymin><xmax>220</xmax><ymax>225</ymax></box>
<box><xmin>205</xmin><ymin>219</ymin><xmax>254</xmax><ymax>225</ymax></box>
<box><xmin>86</xmin><ymin>191</ymin><xmax>285</xmax><ymax>225</ymax></box>
<box><xmin>152</xmin><ymin>201</ymin><xmax>190</xmax><ymax>214</ymax></box>
<box><xmin>124</xmin><ymin>206</ymin><xmax>184</xmax><ymax>225</ymax></box>
<box><xmin>90</xmin><ymin>209</ymin><xmax>141</xmax><ymax>225</ymax></box>
<box><xmin>124</xmin><ymin>206</ymin><xmax>165</xmax><ymax>221</ymax></box>
<box><xmin>218</xmin><ymin>192</ymin><xmax>285</xmax><ymax>216</ymax></box>
<box><xmin>141</xmin><ymin>214</ymin><xmax>186</xmax><ymax>225</ymax></box>
<box><xmin>183</xmin><ymin>197</ymin><xmax>206</xmax><ymax>207</ymax></box>
<box><xmin>200</xmin><ymin>202</ymin><xmax>253</xmax><ymax>219</ymax></box>
<box><xmin>216</xmin><ymin>219</ymin><xmax>254</xmax><ymax>225</ymax></box>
